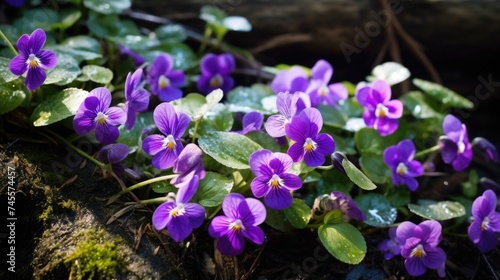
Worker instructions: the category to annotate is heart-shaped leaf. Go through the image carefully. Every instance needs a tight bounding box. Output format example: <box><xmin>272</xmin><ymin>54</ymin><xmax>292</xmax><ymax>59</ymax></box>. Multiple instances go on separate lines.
<box><xmin>408</xmin><ymin>200</ymin><xmax>466</xmax><ymax>220</ymax></box>
<box><xmin>193</xmin><ymin>172</ymin><xmax>233</xmax><ymax>207</ymax></box>
<box><xmin>355</xmin><ymin>193</ymin><xmax>397</xmax><ymax>227</ymax></box>
<box><xmin>31</xmin><ymin>88</ymin><xmax>88</xmax><ymax>126</ymax></box>
<box><xmin>319</xmin><ymin>222</ymin><xmax>366</xmax><ymax>264</ymax></box>
<box><xmin>283</xmin><ymin>199</ymin><xmax>311</xmax><ymax>229</ymax></box>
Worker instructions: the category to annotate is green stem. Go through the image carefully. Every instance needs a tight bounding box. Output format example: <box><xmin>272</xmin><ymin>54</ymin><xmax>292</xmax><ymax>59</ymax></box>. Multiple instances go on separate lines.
<box><xmin>0</xmin><ymin>30</ymin><xmax>18</xmax><ymax>56</ymax></box>
<box><xmin>305</xmin><ymin>223</ymin><xmax>321</xmax><ymax>229</ymax></box>
<box><xmin>198</xmin><ymin>26</ymin><xmax>213</xmax><ymax>55</ymax></box>
<box><xmin>315</xmin><ymin>164</ymin><xmax>334</xmax><ymax>170</ymax></box>
<box><xmin>139</xmin><ymin>197</ymin><xmax>170</xmax><ymax>205</ymax></box>
<box><xmin>191</xmin><ymin>120</ymin><xmax>200</xmax><ymax>143</ymax></box>
<box><xmin>117</xmin><ymin>174</ymin><xmax>178</xmax><ymax>196</ymax></box>
<box><xmin>45</xmin><ymin>129</ymin><xmax>106</xmax><ymax>168</ymax></box>
<box><xmin>414</xmin><ymin>145</ymin><xmax>440</xmax><ymax>158</ymax></box>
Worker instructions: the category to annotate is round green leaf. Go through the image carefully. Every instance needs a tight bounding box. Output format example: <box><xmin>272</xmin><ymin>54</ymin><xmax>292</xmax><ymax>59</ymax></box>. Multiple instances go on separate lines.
<box><xmin>413</xmin><ymin>78</ymin><xmax>474</xmax><ymax>109</ymax></box>
<box><xmin>45</xmin><ymin>53</ymin><xmax>81</xmax><ymax>86</ymax></box>
<box><xmin>323</xmin><ymin>209</ymin><xmax>344</xmax><ymax>225</ymax></box>
<box><xmin>198</xmin><ymin>131</ymin><xmax>262</xmax><ymax>169</ymax></box>
<box><xmin>283</xmin><ymin>199</ymin><xmax>311</xmax><ymax>229</ymax></box>
<box><xmin>195</xmin><ymin>103</ymin><xmax>234</xmax><ymax>137</ymax></box>
<box><xmin>83</xmin><ymin>0</ymin><xmax>131</xmax><ymax>15</ymax></box>
<box><xmin>408</xmin><ymin>200</ymin><xmax>466</xmax><ymax>221</ymax></box>
<box><xmin>226</xmin><ymin>84</ymin><xmax>277</xmax><ymax>114</ymax></box>
<box><xmin>171</xmin><ymin>93</ymin><xmax>207</xmax><ymax>121</ymax></box>
<box><xmin>0</xmin><ymin>83</ymin><xmax>25</xmax><ymax>114</ymax></box>
<box><xmin>117</xmin><ymin>113</ymin><xmax>154</xmax><ymax>149</ymax></box>
<box><xmin>61</xmin><ymin>35</ymin><xmax>101</xmax><ymax>53</ymax></box>
<box><xmin>109</xmin><ymin>35</ymin><xmax>160</xmax><ymax>51</ymax></box>
<box><xmin>31</xmin><ymin>88</ymin><xmax>89</xmax><ymax>126</ymax></box>
<box><xmin>49</xmin><ymin>46</ymin><xmax>102</xmax><ymax>64</ymax></box>
<box><xmin>14</xmin><ymin>9</ymin><xmax>60</xmax><ymax>34</ymax></box>
<box><xmin>265</xmin><ymin>207</ymin><xmax>294</xmax><ymax>232</ymax></box>
<box><xmin>342</xmin><ymin>158</ymin><xmax>377</xmax><ymax>190</ymax></box>
<box><xmin>359</xmin><ymin>153</ymin><xmax>390</xmax><ymax>184</ymax></box>
<box><xmin>0</xmin><ymin>57</ymin><xmax>19</xmax><ymax>82</ymax></box>
<box><xmin>87</xmin><ymin>13</ymin><xmax>140</xmax><ymax>38</ymax></box>
<box><xmin>318</xmin><ymin>105</ymin><xmax>348</xmax><ymax>129</ymax></box>
<box><xmin>354</xmin><ymin>128</ymin><xmax>400</xmax><ymax>156</ymax></box>
<box><xmin>245</xmin><ymin>131</ymin><xmax>281</xmax><ymax>152</ymax></box>
<box><xmin>318</xmin><ymin>222</ymin><xmax>366</xmax><ymax>264</ymax></box>
<box><xmin>355</xmin><ymin>193</ymin><xmax>397</xmax><ymax>227</ymax></box>
<box><xmin>82</xmin><ymin>65</ymin><xmax>114</xmax><ymax>84</ymax></box>
<box><xmin>192</xmin><ymin>172</ymin><xmax>233</xmax><ymax>207</ymax></box>
<box><xmin>200</xmin><ymin>5</ymin><xmax>227</xmax><ymax>27</ymax></box>
<box><xmin>151</xmin><ymin>181</ymin><xmax>176</xmax><ymax>194</ymax></box>
<box><xmin>52</xmin><ymin>9</ymin><xmax>82</xmax><ymax>30</ymax></box>
<box><xmin>154</xmin><ymin>24</ymin><xmax>187</xmax><ymax>42</ymax></box>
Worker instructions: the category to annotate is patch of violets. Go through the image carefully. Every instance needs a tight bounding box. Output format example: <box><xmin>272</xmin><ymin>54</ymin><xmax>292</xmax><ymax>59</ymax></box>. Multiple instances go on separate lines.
<box><xmin>468</xmin><ymin>189</ymin><xmax>500</xmax><ymax>253</ymax></box>
<box><xmin>197</xmin><ymin>53</ymin><xmax>235</xmax><ymax>95</ymax></box>
<box><xmin>305</xmin><ymin>59</ymin><xmax>348</xmax><ymax>107</ymax></box>
<box><xmin>9</xmin><ymin>28</ymin><xmax>57</xmax><ymax>91</ymax></box>
<box><xmin>147</xmin><ymin>53</ymin><xmax>186</xmax><ymax>102</ymax></box>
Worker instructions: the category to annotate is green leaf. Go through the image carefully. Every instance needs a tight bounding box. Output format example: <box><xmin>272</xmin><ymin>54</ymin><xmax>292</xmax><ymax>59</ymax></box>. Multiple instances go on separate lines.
<box><xmin>462</xmin><ymin>169</ymin><xmax>479</xmax><ymax>198</ymax></box>
<box><xmin>0</xmin><ymin>57</ymin><xmax>19</xmax><ymax>82</ymax></box>
<box><xmin>81</xmin><ymin>65</ymin><xmax>114</xmax><ymax>84</ymax></box>
<box><xmin>109</xmin><ymin>35</ymin><xmax>160</xmax><ymax>51</ymax></box>
<box><xmin>45</xmin><ymin>53</ymin><xmax>81</xmax><ymax>86</ymax></box>
<box><xmin>354</xmin><ymin>127</ymin><xmax>401</xmax><ymax>155</ymax></box>
<box><xmin>400</xmin><ymin>91</ymin><xmax>443</xmax><ymax>119</ymax></box>
<box><xmin>14</xmin><ymin>9</ymin><xmax>60</xmax><ymax>34</ymax></box>
<box><xmin>200</xmin><ymin>5</ymin><xmax>227</xmax><ymax>27</ymax></box>
<box><xmin>245</xmin><ymin>131</ymin><xmax>281</xmax><ymax>152</ymax></box>
<box><xmin>0</xmin><ymin>25</ymin><xmax>20</xmax><ymax>49</ymax></box>
<box><xmin>265</xmin><ymin>208</ymin><xmax>295</xmax><ymax>232</ymax></box>
<box><xmin>196</xmin><ymin>103</ymin><xmax>234</xmax><ymax>137</ymax></box>
<box><xmin>171</xmin><ymin>93</ymin><xmax>207</xmax><ymax>121</ymax></box>
<box><xmin>61</xmin><ymin>35</ymin><xmax>101</xmax><ymax>53</ymax></box>
<box><xmin>117</xmin><ymin>113</ymin><xmax>154</xmax><ymax>149</ymax></box>
<box><xmin>151</xmin><ymin>181</ymin><xmax>176</xmax><ymax>194</ymax></box>
<box><xmin>318</xmin><ymin>222</ymin><xmax>366</xmax><ymax>264</ymax></box>
<box><xmin>283</xmin><ymin>199</ymin><xmax>311</xmax><ymax>229</ymax></box>
<box><xmin>49</xmin><ymin>46</ymin><xmax>102</xmax><ymax>64</ymax></box>
<box><xmin>318</xmin><ymin>105</ymin><xmax>348</xmax><ymax>129</ymax></box>
<box><xmin>386</xmin><ymin>187</ymin><xmax>411</xmax><ymax>207</ymax></box>
<box><xmin>323</xmin><ymin>209</ymin><xmax>344</xmax><ymax>224</ymax></box>
<box><xmin>31</xmin><ymin>88</ymin><xmax>88</xmax><ymax>126</ymax></box>
<box><xmin>408</xmin><ymin>200</ymin><xmax>466</xmax><ymax>221</ymax></box>
<box><xmin>193</xmin><ymin>172</ymin><xmax>233</xmax><ymax>207</ymax></box>
<box><xmin>141</xmin><ymin>42</ymin><xmax>197</xmax><ymax>71</ymax></box>
<box><xmin>0</xmin><ymin>83</ymin><xmax>25</xmax><ymax>115</ymax></box>
<box><xmin>339</xmin><ymin>98</ymin><xmax>364</xmax><ymax>117</ymax></box>
<box><xmin>154</xmin><ymin>24</ymin><xmax>187</xmax><ymax>42</ymax></box>
<box><xmin>83</xmin><ymin>0</ymin><xmax>131</xmax><ymax>15</ymax></box>
<box><xmin>315</xmin><ymin>169</ymin><xmax>353</xmax><ymax>195</ymax></box>
<box><xmin>358</xmin><ymin>152</ymin><xmax>391</xmax><ymax>184</ymax></box>
<box><xmin>87</xmin><ymin>13</ymin><xmax>140</xmax><ymax>38</ymax></box>
<box><xmin>223</xmin><ymin>16</ymin><xmax>252</xmax><ymax>32</ymax></box>
<box><xmin>198</xmin><ymin>131</ymin><xmax>262</xmax><ymax>169</ymax></box>
<box><xmin>51</xmin><ymin>9</ymin><xmax>82</xmax><ymax>30</ymax></box>
<box><xmin>342</xmin><ymin>158</ymin><xmax>377</xmax><ymax>190</ymax></box>
<box><xmin>355</xmin><ymin>193</ymin><xmax>397</xmax><ymax>227</ymax></box>
<box><xmin>226</xmin><ymin>84</ymin><xmax>277</xmax><ymax>114</ymax></box>
<box><xmin>413</xmin><ymin>78</ymin><xmax>474</xmax><ymax>109</ymax></box>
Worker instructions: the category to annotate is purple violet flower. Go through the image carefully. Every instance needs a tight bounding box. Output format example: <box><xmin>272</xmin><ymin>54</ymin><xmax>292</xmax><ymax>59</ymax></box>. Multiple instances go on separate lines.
<box><xmin>147</xmin><ymin>54</ymin><xmax>186</xmax><ymax>102</ymax></box>
<box><xmin>5</xmin><ymin>0</ymin><xmax>25</xmax><ymax>8</ymax></box>
<box><xmin>197</xmin><ymin>53</ymin><xmax>235</xmax><ymax>95</ymax></box>
<box><xmin>236</xmin><ymin>111</ymin><xmax>263</xmax><ymax>135</ymax></box>
<box><xmin>383</xmin><ymin>139</ymin><xmax>424</xmax><ymax>191</ymax></box>
<box><xmin>264</xmin><ymin>91</ymin><xmax>310</xmax><ymax>138</ymax></box>
<box><xmin>142</xmin><ymin>102</ymin><xmax>190</xmax><ymax>170</ymax></box>
<box><xmin>355</xmin><ymin>80</ymin><xmax>403</xmax><ymax>136</ymax></box>
<box><xmin>378</xmin><ymin>227</ymin><xmax>402</xmax><ymax>260</ymax></box>
<box><xmin>73</xmin><ymin>87</ymin><xmax>126</xmax><ymax>145</ymax></box>
<box><xmin>97</xmin><ymin>143</ymin><xmax>129</xmax><ymax>175</ymax></box>
<box><xmin>208</xmin><ymin>193</ymin><xmax>266</xmax><ymax>256</ymax></box>
<box><xmin>152</xmin><ymin>176</ymin><xmax>206</xmax><ymax>242</ymax></box>
<box><xmin>305</xmin><ymin>59</ymin><xmax>348</xmax><ymax>107</ymax></box>
<box><xmin>468</xmin><ymin>189</ymin><xmax>500</xmax><ymax>253</ymax></box>
<box><xmin>285</xmin><ymin>107</ymin><xmax>335</xmax><ymax>167</ymax></box>
<box><xmin>270</xmin><ymin>66</ymin><xmax>309</xmax><ymax>94</ymax></box>
<box><xmin>170</xmin><ymin>143</ymin><xmax>206</xmax><ymax>189</ymax></box>
<box><xmin>396</xmin><ymin>220</ymin><xmax>447</xmax><ymax>278</ymax></box>
<box><xmin>249</xmin><ymin>149</ymin><xmax>303</xmax><ymax>210</ymax></box>
<box><xmin>118</xmin><ymin>45</ymin><xmax>145</xmax><ymax>66</ymax></box>
<box><xmin>439</xmin><ymin>114</ymin><xmax>472</xmax><ymax>171</ymax></box>
<box><xmin>9</xmin><ymin>28</ymin><xmax>57</xmax><ymax>91</ymax></box>
<box><xmin>472</xmin><ymin>137</ymin><xmax>499</xmax><ymax>163</ymax></box>
<box><xmin>329</xmin><ymin>192</ymin><xmax>365</xmax><ymax>222</ymax></box>
<box><xmin>124</xmin><ymin>68</ymin><xmax>150</xmax><ymax>130</ymax></box>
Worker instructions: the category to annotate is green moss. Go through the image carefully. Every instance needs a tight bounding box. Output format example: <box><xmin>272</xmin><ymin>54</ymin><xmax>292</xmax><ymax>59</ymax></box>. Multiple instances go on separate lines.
<box><xmin>65</xmin><ymin>229</ymin><xmax>125</xmax><ymax>280</ymax></box>
<box><xmin>39</xmin><ymin>205</ymin><xmax>53</xmax><ymax>222</ymax></box>
<box><xmin>58</xmin><ymin>199</ymin><xmax>78</xmax><ymax>211</ymax></box>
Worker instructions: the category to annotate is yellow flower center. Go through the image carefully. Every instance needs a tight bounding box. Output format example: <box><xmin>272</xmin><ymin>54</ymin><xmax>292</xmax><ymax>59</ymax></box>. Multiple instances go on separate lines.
<box><xmin>410</xmin><ymin>244</ymin><xmax>426</xmax><ymax>259</ymax></box>
<box><xmin>481</xmin><ymin>217</ymin><xmax>490</xmax><ymax>231</ymax></box>
<box><xmin>94</xmin><ymin>112</ymin><xmax>108</xmax><ymax>125</ymax></box>
<box><xmin>158</xmin><ymin>75</ymin><xmax>170</xmax><ymax>89</ymax></box>
<box><xmin>162</xmin><ymin>135</ymin><xmax>176</xmax><ymax>150</ymax></box>
<box><xmin>210</xmin><ymin>74</ymin><xmax>223</xmax><ymax>88</ymax></box>
<box><xmin>267</xmin><ymin>174</ymin><xmax>283</xmax><ymax>188</ymax></box>
<box><xmin>229</xmin><ymin>219</ymin><xmax>245</xmax><ymax>232</ymax></box>
<box><xmin>396</xmin><ymin>162</ymin><xmax>408</xmax><ymax>175</ymax></box>
<box><xmin>375</xmin><ymin>103</ymin><xmax>389</xmax><ymax>118</ymax></box>
<box><xmin>318</xmin><ymin>84</ymin><xmax>329</xmax><ymax>97</ymax></box>
<box><xmin>304</xmin><ymin>137</ymin><xmax>317</xmax><ymax>153</ymax></box>
<box><xmin>170</xmin><ymin>203</ymin><xmax>185</xmax><ymax>218</ymax></box>
<box><xmin>27</xmin><ymin>54</ymin><xmax>40</xmax><ymax>68</ymax></box>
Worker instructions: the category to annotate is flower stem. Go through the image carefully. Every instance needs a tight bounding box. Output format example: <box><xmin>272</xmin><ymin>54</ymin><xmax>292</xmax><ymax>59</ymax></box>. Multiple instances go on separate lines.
<box><xmin>414</xmin><ymin>145</ymin><xmax>440</xmax><ymax>158</ymax></box>
<box><xmin>118</xmin><ymin>174</ymin><xmax>178</xmax><ymax>196</ymax></box>
<box><xmin>191</xmin><ymin>120</ymin><xmax>200</xmax><ymax>143</ymax></box>
<box><xmin>0</xmin><ymin>30</ymin><xmax>18</xmax><ymax>56</ymax></box>
<box><xmin>139</xmin><ymin>196</ymin><xmax>170</xmax><ymax>205</ymax></box>
<box><xmin>44</xmin><ymin>129</ymin><xmax>105</xmax><ymax>168</ymax></box>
